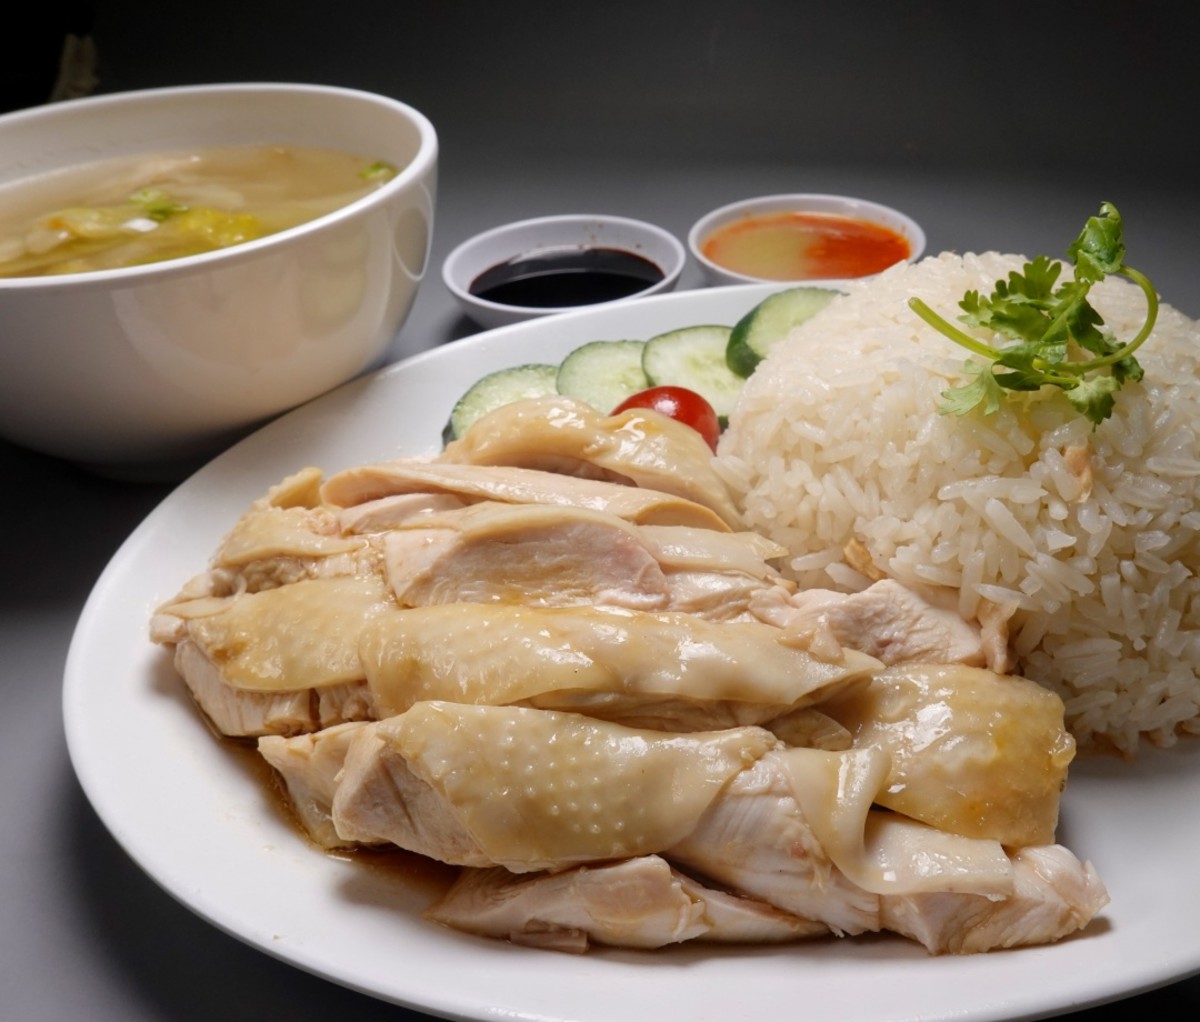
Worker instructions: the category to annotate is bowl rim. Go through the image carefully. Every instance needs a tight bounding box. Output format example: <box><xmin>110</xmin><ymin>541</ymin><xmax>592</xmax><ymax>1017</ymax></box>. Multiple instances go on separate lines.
<box><xmin>0</xmin><ymin>81</ymin><xmax>438</xmax><ymax>291</ymax></box>
<box><xmin>686</xmin><ymin>192</ymin><xmax>926</xmax><ymax>284</ymax></box>
<box><xmin>441</xmin><ymin>212</ymin><xmax>686</xmax><ymax>317</ymax></box>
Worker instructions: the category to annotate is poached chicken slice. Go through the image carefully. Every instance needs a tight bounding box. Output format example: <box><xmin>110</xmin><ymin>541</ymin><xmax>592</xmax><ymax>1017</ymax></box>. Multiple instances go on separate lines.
<box><xmin>320</xmin><ymin>460</ymin><xmax>733</xmax><ymax>532</ymax></box>
<box><xmin>381</xmin><ymin>500</ymin><xmax>792</xmax><ymax>619</ymax></box>
<box><xmin>667</xmin><ymin>745</ymin><xmax>1105</xmax><ymax>952</ymax></box>
<box><xmin>750</xmin><ymin>579</ymin><xmax>994</xmax><ymax>668</ymax></box>
<box><xmin>636</xmin><ymin>523</ymin><xmax>793</xmax><ymax>620</ymax></box>
<box><xmin>821</xmin><ymin>662</ymin><xmax>1075</xmax><ymax>847</ymax></box>
<box><xmin>438</xmin><ymin>395</ymin><xmax>744</xmax><ymax>528</ymax></box>
<box><xmin>150</xmin><ymin>467</ymin><xmax>379</xmax><ymax>641</ymax></box>
<box><xmin>667</xmin><ymin>749</ymin><xmax>880</xmax><ymax>937</ymax></box>
<box><xmin>157</xmin><ymin>576</ymin><xmax>391</xmax><ymax>736</ymax></box>
<box><xmin>382</xmin><ymin>502</ymin><xmax>672</xmax><ymax>611</ymax></box>
<box><xmin>337</xmin><ymin>492</ymin><xmax>468</xmax><ymax>534</ymax></box>
<box><xmin>880</xmin><ymin>844</ymin><xmax>1109</xmax><ymax>954</ymax></box>
<box><xmin>668</xmin><ymin>746</ymin><xmax>1016</xmax><ymax>938</ymax></box>
<box><xmin>359</xmin><ymin>603</ymin><xmax>881</xmax><ymax>731</ymax></box>
<box><xmin>173</xmin><ymin>640</ymin><xmax>373</xmax><ymax>738</ymax></box>
<box><xmin>424</xmin><ymin>855</ymin><xmax>827</xmax><ymax>952</ymax></box>
<box><xmin>258</xmin><ymin>722</ymin><xmax>369</xmax><ymax>848</ymax></box>
<box><xmin>330</xmin><ymin>702</ymin><xmax>778</xmax><ymax>871</ymax></box>
<box><xmin>211</xmin><ymin>470</ymin><xmax>363</xmax><ymax>570</ymax></box>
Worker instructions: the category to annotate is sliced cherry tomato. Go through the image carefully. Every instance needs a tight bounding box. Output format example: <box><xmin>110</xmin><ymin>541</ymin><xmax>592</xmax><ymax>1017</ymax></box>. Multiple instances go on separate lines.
<box><xmin>612</xmin><ymin>386</ymin><xmax>720</xmax><ymax>452</ymax></box>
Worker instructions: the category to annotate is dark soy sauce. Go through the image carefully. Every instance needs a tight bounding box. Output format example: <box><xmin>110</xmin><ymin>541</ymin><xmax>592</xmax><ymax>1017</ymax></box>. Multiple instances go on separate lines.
<box><xmin>469</xmin><ymin>246</ymin><xmax>665</xmax><ymax>308</ymax></box>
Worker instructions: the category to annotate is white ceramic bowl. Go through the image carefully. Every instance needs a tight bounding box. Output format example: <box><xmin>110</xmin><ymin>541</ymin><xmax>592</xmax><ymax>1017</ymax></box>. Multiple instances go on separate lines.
<box><xmin>0</xmin><ymin>82</ymin><xmax>438</xmax><ymax>476</ymax></box>
<box><xmin>442</xmin><ymin>214</ymin><xmax>685</xmax><ymax>330</ymax></box>
<box><xmin>688</xmin><ymin>193</ymin><xmax>925</xmax><ymax>286</ymax></box>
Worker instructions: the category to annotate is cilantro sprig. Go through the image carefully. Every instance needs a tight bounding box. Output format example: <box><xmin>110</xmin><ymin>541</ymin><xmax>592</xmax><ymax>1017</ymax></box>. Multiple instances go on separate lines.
<box><xmin>908</xmin><ymin>202</ymin><xmax>1159</xmax><ymax>426</ymax></box>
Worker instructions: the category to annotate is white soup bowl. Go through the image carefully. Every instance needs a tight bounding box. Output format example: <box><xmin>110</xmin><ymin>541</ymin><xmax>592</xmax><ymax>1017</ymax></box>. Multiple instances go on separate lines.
<box><xmin>0</xmin><ymin>82</ymin><xmax>438</xmax><ymax>477</ymax></box>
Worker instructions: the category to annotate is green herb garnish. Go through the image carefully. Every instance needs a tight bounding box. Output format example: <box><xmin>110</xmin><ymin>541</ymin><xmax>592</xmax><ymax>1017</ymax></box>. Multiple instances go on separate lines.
<box><xmin>128</xmin><ymin>187</ymin><xmax>189</xmax><ymax>222</ymax></box>
<box><xmin>359</xmin><ymin>160</ymin><xmax>397</xmax><ymax>181</ymax></box>
<box><xmin>908</xmin><ymin>202</ymin><xmax>1158</xmax><ymax>426</ymax></box>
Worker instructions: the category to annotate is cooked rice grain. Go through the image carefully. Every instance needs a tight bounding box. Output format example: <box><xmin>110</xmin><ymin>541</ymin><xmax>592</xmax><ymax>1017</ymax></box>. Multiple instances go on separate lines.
<box><xmin>717</xmin><ymin>251</ymin><xmax>1200</xmax><ymax>754</ymax></box>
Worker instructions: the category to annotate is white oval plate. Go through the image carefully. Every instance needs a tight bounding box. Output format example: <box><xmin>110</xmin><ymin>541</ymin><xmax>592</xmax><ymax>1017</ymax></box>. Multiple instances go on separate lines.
<box><xmin>64</xmin><ymin>282</ymin><xmax>1200</xmax><ymax>1021</ymax></box>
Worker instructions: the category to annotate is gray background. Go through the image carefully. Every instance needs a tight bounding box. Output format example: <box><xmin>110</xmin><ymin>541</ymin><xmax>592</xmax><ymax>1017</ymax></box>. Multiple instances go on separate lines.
<box><xmin>81</xmin><ymin>0</ymin><xmax>1200</xmax><ymax>324</ymax></box>
<box><xmin>3</xmin><ymin>2</ymin><xmax>1199</xmax><ymax>1019</ymax></box>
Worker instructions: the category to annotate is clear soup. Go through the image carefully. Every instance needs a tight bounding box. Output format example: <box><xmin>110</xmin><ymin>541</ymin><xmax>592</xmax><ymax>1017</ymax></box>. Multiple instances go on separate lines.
<box><xmin>0</xmin><ymin>144</ymin><xmax>397</xmax><ymax>278</ymax></box>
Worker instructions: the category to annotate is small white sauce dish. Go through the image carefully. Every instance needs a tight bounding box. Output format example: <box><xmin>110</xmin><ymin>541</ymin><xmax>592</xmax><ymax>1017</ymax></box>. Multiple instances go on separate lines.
<box><xmin>688</xmin><ymin>193</ymin><xmax>926</xmax><ymax>286</ymax></box>
<box><xmin>0</xmin><ymin>82</ymin><xmax>438</xmax><ymax>477</ymax></box>
<box><xmin>442</xmin><ymin>213</ymin><xmax>686</xmax><ymax>330</ymax></box>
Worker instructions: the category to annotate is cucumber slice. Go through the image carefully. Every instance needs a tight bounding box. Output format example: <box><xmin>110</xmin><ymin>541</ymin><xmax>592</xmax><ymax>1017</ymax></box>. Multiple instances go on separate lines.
<box><xmin>641</xmin><ymin>324</ymin><xmax>742</xmax><ymax>420</ymax></box>
<box><xmin>556</xmin><ymin>339</ymin><xmax>649</xmax><ymax>414</ymax></box>
<box><xmin>443</xmin><ymin>363</ymin><xmax>559</xmax><ymax>443</ymax></box>
<box><xmin>726</xmin><ymin>286</ymin><xmax>841</xmax><ymax>377</ymax></box>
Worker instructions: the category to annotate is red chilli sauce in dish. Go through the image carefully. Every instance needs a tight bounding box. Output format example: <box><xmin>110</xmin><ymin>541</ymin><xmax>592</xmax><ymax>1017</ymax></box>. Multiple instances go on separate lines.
<box><xmin>701</xmin><ymin>211</ymin><xmax>910</xmax><ymax>280</ymax></box>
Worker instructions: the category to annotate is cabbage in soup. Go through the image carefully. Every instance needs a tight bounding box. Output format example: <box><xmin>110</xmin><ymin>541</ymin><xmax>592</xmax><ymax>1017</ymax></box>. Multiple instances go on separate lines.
<box><xmin>0</xmin><ymin>144</ymin><xmax>397</xmax><ymax>278</ymax></box>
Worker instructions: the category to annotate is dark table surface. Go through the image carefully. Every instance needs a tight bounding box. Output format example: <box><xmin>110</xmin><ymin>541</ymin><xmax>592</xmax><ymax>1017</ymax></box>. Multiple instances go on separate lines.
<box><xmin>4</xmin><ymin>3</ymin><xmax>1199</xmax><ymax>1018</ymax></box>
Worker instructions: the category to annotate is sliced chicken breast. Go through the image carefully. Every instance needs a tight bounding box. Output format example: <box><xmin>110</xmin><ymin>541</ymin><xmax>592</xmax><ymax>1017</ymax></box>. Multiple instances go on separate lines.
<box><xmin>424</xmin><ymin>855</ymin><xmax>827</xmax><ymax>952</ymax></box>
<box><xmin>150</xmin><ymin>467</ymin><xmax>379</xmax><ymax>627</ymax></box>
<box><xmin>320</xmin><ymin>460</ymin><xmax>733</xmax><ymax>532</ymax></box>
<box><xmin>381</xmin><ymin>500</ymin><xmax>791</xmax><ymax>618</ymax></box>
<box><xmin>360</xmin><ymin>603</ymin><xmax>881</xmax><ymax>731</ymax></box>
<box><xmin>667</xmin><ymin>750</ymin><xmax>881</xmax><ymax>937</ymax></box>
<box><xmin>330</xmin><ymin>702</ymin><xmax>778</xmax><ymax>871</ymax></box>
<box><xmin>438</xmin><ymin>395</ymin><xmax>744</xmax><ymax>528</ymax></box>
<box><xmin>822</xmin><ymin>662</ymin><xmax>1076</xmax><ymax>847</ymax></box>
<box><xmin>157</xmin><ymin>576</ymin><xmax>391</xmax><ymax>736</ymax></box>
<box><xmin>750</xmin><ymin>578</ymin><xmax>993</xmax><ymax>668</ymax></box>
<box><xmin>258</xmin><ymin>722</ymin><xmax>370</xmax><ymax>848</ymax></box>
<box><xmin>880</xmin><ymin>844</ymin><xmax>1109</xmax><ymax>954</ymax></box>
<box><xmin>172</xmin><ymin>638</ymin><xmax>373</xmax><ymax>737</ymax></box>
<box><xmin>337</xmin><ymin>492</ymin><xmax>468</xmax><ymax>534</ymax></box>
<box><xmin>382</xmin><ymin>502</ymin><xmax>673</xmax><ymax>611</ymax></box>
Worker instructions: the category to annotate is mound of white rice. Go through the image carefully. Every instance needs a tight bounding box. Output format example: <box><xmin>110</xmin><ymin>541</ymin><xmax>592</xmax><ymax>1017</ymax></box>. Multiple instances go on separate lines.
<box><xmin>717</xmin><ymin>251</ymin><xmax>1200</xmax><ymax>754</ymax></box>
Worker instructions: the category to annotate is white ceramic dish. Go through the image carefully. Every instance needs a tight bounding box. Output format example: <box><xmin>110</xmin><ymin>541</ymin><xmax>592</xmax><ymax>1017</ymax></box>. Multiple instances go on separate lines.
<box><xmin>688</xmin><ymin>193</ymin><xmax>926</xmax><ymax>286</ymax></box>
<box><xmin>442</xmin><ymin>213</ymin><xmax>685</xmax><ymax>329</ymax></box>
<box><xmin>0</xmin><ymin>83</ymin><xmax>437</xmax><ymax>475</ymax></box>
<box><xmin>65</xmin><ymin>283</ymin><xmax>1200</xmax><ymax>1021</ymax></box>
